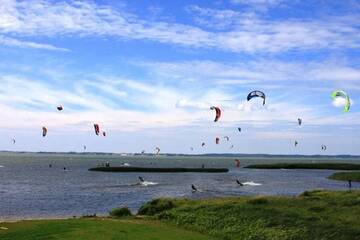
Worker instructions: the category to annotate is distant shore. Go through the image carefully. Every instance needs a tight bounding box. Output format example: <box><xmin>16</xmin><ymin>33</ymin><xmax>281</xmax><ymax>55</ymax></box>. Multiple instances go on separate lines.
<box><xmin>1</xmin><ymin>150</ymin><xmax>360</xmax><ymax>158</ymax></box>
<box><xmin>328</xmin><ymin>172</ymin><xmax>360</xmax><ymax>182</ymax></box>
<box><xmin>245</xmin><ymin>162</ymin><xmax>360</xmax><ymax>170</ymax></box>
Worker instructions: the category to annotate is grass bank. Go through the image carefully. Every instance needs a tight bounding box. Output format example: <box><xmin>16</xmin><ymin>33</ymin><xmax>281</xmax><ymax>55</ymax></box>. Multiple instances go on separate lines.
<box><xmin>328</xmin><ymin>172</ymin><xmax>360</xmax><ymax>182</ymax></box>
<box><xmin>2</xmin><ymin>190</ymin><xmax>360</xmax><ymax>240</ymax></box>
<box><xmin>0</xmin><ymin>218</ymin><xmax>213</xmax><ymax>240</ymax></box>
<box><xmin>245</xmin><ymin>162</ymin><xmax>360</xmax><ymax>170</ymax></box>
<box><xmin>142</xmin><ymin>190</ymin><xmax>360</xmax><ymax>240</ymax></box>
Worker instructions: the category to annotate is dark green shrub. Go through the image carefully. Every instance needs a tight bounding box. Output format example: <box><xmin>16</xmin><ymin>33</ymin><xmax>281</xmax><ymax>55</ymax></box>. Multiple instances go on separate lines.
<box><xmin>138</xmin><ymin>198</ymin><xmax>175</xmax><ymax>216</ymax></box>
<box><xmin>109</xmin><ymin>207</ymin><xmax>132</xmax><ymax>218</ymax></box>
<box><xmin>247</xmin><ymin>197</ymin><xmax>269</xmax><ymax>205</ymax></box>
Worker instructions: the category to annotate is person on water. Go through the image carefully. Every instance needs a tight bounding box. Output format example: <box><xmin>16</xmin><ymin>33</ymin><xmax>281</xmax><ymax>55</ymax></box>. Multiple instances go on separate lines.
<box><xmin>191</xmin><ymin>184</ymin><xmax>198</xmax><ymax>192</ymax></box>
<box><xmin>236</xmin><ymin>179</ymin><xmax>244</xmax><ymax>186</ymax></box>
<box><xmin>348</xmin><ymin>180</ymin><xmax>352</xmax><ymax>188</ymax></box>
<box><xmin>139</xmin><ymin>176</ymin><xmax>144</xmax><ymax>183</ymax></box>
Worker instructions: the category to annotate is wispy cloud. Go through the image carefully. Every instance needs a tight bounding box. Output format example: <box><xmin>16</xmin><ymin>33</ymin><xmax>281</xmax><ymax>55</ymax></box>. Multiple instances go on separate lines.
<box><xmin>230</xmin><ymin>0</ymin><xmax>283</xmax><ymax>7</ymax></box>
<box><xmin>0</xmin><ymin>35</ymin><xmax>69</xmax><ymax>51</ymax></box>
<box><xmin>135</xmin><ymin>60</ymin><xmax>360</xmax><ymax>89</ymax></box>
<box><xmin>0</xmin><ymin>0</ymin><xmax>359</xmax><ymax>53</ymax></box>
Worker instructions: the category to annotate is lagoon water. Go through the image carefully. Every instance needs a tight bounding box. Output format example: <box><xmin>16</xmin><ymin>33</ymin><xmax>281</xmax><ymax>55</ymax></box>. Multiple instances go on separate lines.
<box><xmin>0</xmin><ymin>153</ymin><xmax>359</xmax><ymax>220</ymax></box>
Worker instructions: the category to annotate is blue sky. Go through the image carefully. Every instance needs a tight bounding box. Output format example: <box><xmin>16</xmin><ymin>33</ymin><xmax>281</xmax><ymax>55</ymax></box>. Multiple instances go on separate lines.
<box><xmin>0</xmin><ymin>0</ymin><xmax>359</xmax><ymax>154</ymax></box>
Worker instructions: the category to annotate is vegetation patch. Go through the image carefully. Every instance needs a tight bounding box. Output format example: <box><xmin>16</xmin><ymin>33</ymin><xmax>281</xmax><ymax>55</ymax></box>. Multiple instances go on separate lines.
<box><xmin>247</xmin><ymin>196</ymin><xmax>269</xmax><ymax>205</ymax></box>
<box><xmin>328</xmin><ymin>171</ymin><xmax>360</xmax><ymax>182</ymax></box>
<box><xmin>109</xmin><ymin>207</ymin><xmax>132</xmax><ymax>218</ymax></box>
<box><xmin>150</xmin><ymin>190</ymin><xmax>360</xmax><ymax>240</ymax></box>
<box><xmin>245</xmin><ymin>163</ymin><xmax>360</xmax><ymax>170</ymax></box>
<box><xmin>138</xmin><ymin>198</ymin><xmax>176</xmax><ymax>216</ymax></box>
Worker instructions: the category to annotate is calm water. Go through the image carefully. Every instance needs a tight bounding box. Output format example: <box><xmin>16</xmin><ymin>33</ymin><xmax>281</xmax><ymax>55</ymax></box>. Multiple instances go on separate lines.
<box><xmin>0</xmin><ymin>153</ymin><xmax>359</xmax><ymax>220</ymax></box>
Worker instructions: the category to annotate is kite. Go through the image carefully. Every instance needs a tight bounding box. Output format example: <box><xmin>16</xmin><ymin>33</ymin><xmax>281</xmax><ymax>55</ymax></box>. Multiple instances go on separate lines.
<box><xmin>247</xmin><ymin>90</ymin><xmax>266</xmax><ymax>105</ymax></box>
<box><xmin>210</xmin><ymin>106</ymin><xmax>221</xmax><ymax>122</ymax></box>
<box><xmin>331</xmin><ymin>90</ymin><xmax>350</xmax><ymax>112</ymax></box>
<box><xmin>298</xmin><ymin>118</ymin><xmax>302</xmax><ymax>126</ymax></box>
<box><xmin>94</xmin><ymin>124</ymin><xmax>100</xmax><ymax>136</ymax></box>
<box><xmin>42</xmin><ymin>127</ymin><xmax>48</xmax><ymax>137</ymax></box>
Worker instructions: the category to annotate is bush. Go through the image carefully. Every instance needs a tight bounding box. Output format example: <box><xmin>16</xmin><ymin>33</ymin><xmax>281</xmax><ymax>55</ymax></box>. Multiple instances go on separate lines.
<box><xmin>247</xmin><ymin>197</ymin><xmax>268</xmax><ymax>205</ymax></box>
<box><xmin>138</xmin><ymin>198</ymin><xmax>175</xmax><ymax>216</ymax></box>
<box><xmin>109</xmin><ymin>207</ymin><xmax>132</xmax><ymax>218</ymax></box>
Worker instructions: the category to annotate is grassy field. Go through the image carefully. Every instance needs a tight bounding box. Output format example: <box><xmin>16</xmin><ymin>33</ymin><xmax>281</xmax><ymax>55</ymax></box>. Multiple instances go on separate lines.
<box><xmin>2</xmin><ymin>190</ymin><xmax>360</xmax><ymax>240</ymax></box>
<box><xmin>144</xmin><ymin>190</ymin><xmax>360</xmax><ymax>240</ymax></box>
<box><xmin>0</xmin><ymin>218</ymin><xmax>214</xmax><ymax>240</ymax></box>
<box><xmin>245</xmin><ymin>162</ymin><xmax>360</xmax><ymax>170</ymax></box>
<box><xmin>329</xmin><ymin>172</ymin><xmax>360</xmax><ymax>182</ymax></box>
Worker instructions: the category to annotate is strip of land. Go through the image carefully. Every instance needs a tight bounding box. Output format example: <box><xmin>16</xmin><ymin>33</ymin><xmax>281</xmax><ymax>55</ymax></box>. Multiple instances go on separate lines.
<box><xmin>1</xmin><ymin>190</ymin><xmax>360</xmax><ymax>240</ymax></box>
<box><xmin>328</xmin><ymin>172</ymin><xmax>360</xmax><ymax>182</ymax></box>
<box><xmin>245</xmin><ymin>162</ymin><xmax>360</xmax><ymax>170</ymax></box>
<box><xmin>89</xmin><ymin>166</ymin><xmax>229</xmax><ymax>173</ymax></box>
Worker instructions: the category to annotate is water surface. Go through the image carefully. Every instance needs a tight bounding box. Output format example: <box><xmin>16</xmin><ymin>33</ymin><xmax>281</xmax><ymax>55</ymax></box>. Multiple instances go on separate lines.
<box><xmin>1</xmin><ymin>153</ymin><xmax>359</xmax><ymax>220</ymax></box>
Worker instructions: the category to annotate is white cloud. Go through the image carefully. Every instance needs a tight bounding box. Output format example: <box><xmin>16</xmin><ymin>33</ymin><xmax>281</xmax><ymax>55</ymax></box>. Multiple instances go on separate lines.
<box><xmin>0</xmin><ymin>0</ymin><xmax>358</xmax><ymax>53</ymax></box>
<box><xmin>231</xmin><ymin>0</ymin><xmax>283</xmax><ymax>6</ymax></box>
<box><xmin>332</xmin><ymin>97</ymin><xmax>354</xmax><ymax>108</ymax></box>
<box><xmin>229</xmin><ymin>0</ymin><xmax>285</xmax><ymax>13</ymax></box>
<box><xmin>175</xmin><ymin>99</ymin><xmax>210</xmax><ymax>110</ymax></box>
<box><xmin>135</xmin><ymin>60</ymin><xmax>360</xmax><ymax>88</ymax></box>
<box><xmin>0</xmin><ymin>35</ymin><xmax>69</xmax><ymax>51</ymax></box>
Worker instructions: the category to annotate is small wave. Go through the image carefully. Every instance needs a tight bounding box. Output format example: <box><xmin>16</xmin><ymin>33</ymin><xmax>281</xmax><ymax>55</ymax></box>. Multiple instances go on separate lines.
<box><xmin>0</xmin><ymin>165</ymin><xmax>4</xmax><ymax>168</ymax></box>
<box><xmin>122</xmin><ymin>163</ymin><xmax>131</xmax><ymax>166</ymax></box>
<box><xmin>242</xmin><ymin>181</ymin><xmax>262</xmax><ymax>186</ymax></box>
<box><xmin>140</xmin><ymin>181</ymin><xmax>158</xmax><ymax>186</ymax></box>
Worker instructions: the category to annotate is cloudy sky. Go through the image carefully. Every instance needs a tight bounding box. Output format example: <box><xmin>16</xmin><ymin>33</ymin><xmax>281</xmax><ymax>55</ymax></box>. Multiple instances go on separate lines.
<box><xmin>0</xmin><ymin>0</ymin><xmax>359</xmax><ymax>154</ymax></box>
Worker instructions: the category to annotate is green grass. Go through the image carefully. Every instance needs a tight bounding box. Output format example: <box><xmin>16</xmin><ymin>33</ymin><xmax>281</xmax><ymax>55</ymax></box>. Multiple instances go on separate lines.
<box><xmin>329</xmin><ymin>172</ymin><xmax>360</xmax><ymax>182</ymax></box>
<box><xmin>0</xmin><ymin>218</ymin><xmax>214</xmax><ymax>240</ymax></box>
<box><xmin>144</xmin><ymin>190</ymin><xmax>360</xmax><ymax>240</ymax></box>
<box><xmin>2</xmin><ymin>190</ymin><xmax>360</xmax><ymax>240</ymax></box>
<box><xmin>245</xmin><ymin>162</ymin><xmax>360</xmax><ymax>170</ymax></box>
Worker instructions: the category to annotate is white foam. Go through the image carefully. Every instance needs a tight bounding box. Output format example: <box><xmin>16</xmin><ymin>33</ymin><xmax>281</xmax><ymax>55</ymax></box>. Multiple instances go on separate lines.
<box><xmin>140</xmin><ymin>181</ymin><xmax>158</xmax><ymax>186</ymax></box>
<box><xmin>242</xmin><ymin>181</ymin><xmax>262</xmax><ymax>186</ymax></box>
<box><xmin>122</xmin><ymin>163</ymin><xmax>130</xmax><ymax>166</ymax></box>
<box><xmin>0</xmin><ymin>165</ymin><xmax>4</xmax><ymax>168</ymax></box>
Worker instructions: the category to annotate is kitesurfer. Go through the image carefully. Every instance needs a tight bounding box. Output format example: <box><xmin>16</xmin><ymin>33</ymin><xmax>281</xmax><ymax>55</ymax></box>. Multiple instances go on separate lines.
<box><xmin>236</xmin><ymin>179</ymin><xmax>244</xmax><ymax>186</ymax></box>
<box><xmin>191</xmin><ymin>184</ymin><xmax>198</xmax><ymax>192</ymax></box>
